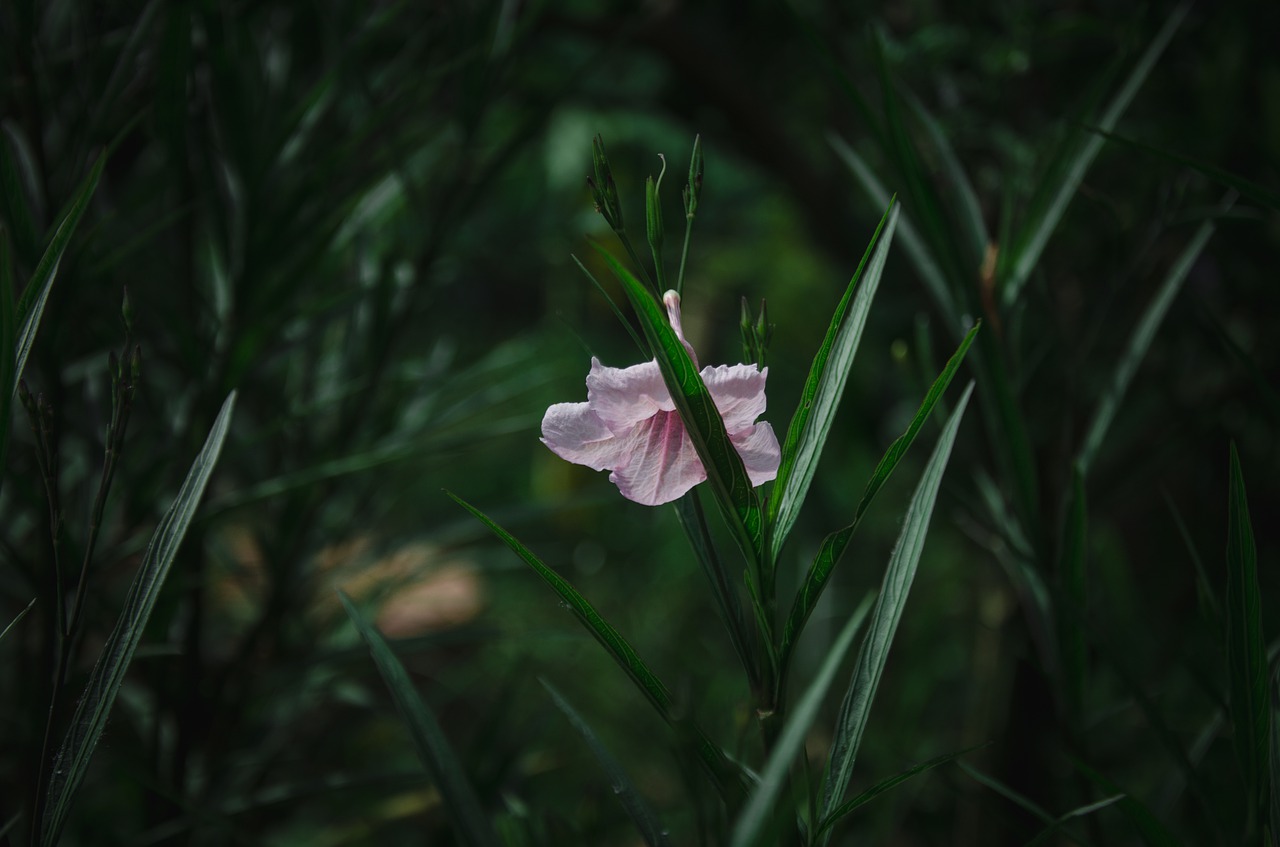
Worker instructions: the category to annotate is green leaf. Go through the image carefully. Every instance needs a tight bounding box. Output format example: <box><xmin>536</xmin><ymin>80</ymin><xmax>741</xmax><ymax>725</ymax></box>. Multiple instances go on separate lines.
<box><xmin>674</xmin><ymin>491</ymin><xmax>759</xmax><ymax>694</ymax></box>
<box><xmin>571</xmin><ymin>253</ymin><xmax>646</xmax><ymax>355</ymax></box>
<box><xmin>1226</xmin><ymin>443</ymin><xmax>1268</xmax><ymax>831</ymax></box>
<box><xmin>542</xmin><ymin>680</ymin><xmax>673</xmax><ymax>847</ymax></box>
<box><xmin>1026</xmin><ymin>795</ymin><xmax>1126</xmax><ymax>847</ymax></box>
<box><xmin>1078</xmin><ymin>206</ymin><xmax>1222</xmax><ymax>474</ymax></box>
<box><xmin>40</xmin><ymin>392</ymin><xmax>235</xmax><ymax>847</ymax></box>
<box><xmin>828</xmin><ymin>134</ymin><xmax>960</xmax><ymax>328</ymax></box>
<box><xmin>0</xmin><ymin>227</ymin><xmax>16</xmax><ymax>488</ymax></box>
<box><xmin>817</xmin><ymin>745</ymin><xmax>987</xmax><ymax>839</ymax></box>
<box><xmin>1060</xmin><ymin>464</ymin><xmax>1088</xmax><ymax>717</ymax></box>
<box><xmin>729</xmin><ymin>593</ymin><xmax>874</xmax><ymax>847</ymax></box>
<box><xmin>447</xmin><ymin>492</ymin><xmax>740</xmax><ymax>799</ymax></box>
<box><xmin>0</xmin><ymin>124</ymin><xmax>40</xmax><ymax>262</ymax></box>
<box><xmin>820</xmin><ymin>383</ymin><xmax>973</xmax><ymax>832</ymax></box>
<box><xmin>779</xmin><ymin>325</ymin><xmax>979</xmax><ymax>677</ymax></box>
<box><xmin>592</xmin><ymin>243</ymin><xmax>763</xmax><ymax>569</ymax></box>
<box><xmin>1074</xmin><ymin>760</ymin><xmax>1183</xmax><ymax>847</ymax></box>
<box><xmin>14</xmin><ymin>153</ymin><xmax>106</xmax><ymax>400</ymax></box>
<box><xmin>0</xmin><ymin>597</ymin><xmax>35</xmax><ymax>644</ymax></box>
<box><xmin>1002</xmin><ymin>3</ymin><xmax>1190</xmax><ymax>307</ymax></box>
<box><xmin>768</xmin><ymin>200</ymin><xmax>899</xmax><ymax>565</ymax></box>
<box><xmin>340</xmin><ymin>592</ymin><xmax>499</xmax><ymax>847</ymax></box>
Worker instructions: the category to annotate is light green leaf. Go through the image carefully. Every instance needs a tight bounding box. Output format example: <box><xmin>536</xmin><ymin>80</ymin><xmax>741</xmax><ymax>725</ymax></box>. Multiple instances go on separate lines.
<box><xmin>1002</xmin><ymin>4</ymin><xmax>1190</xmax><ymax>307</ymax></box>
<box><xmin>779</xmin><ymin>325</ymin><xmax>978</xmax><ymax>677</ymax></box>
<box><xmin>341</xmin><ymin>592</ymin><xmax>499</xmax><ymax>847</ymax></box>
<box><xmin>593</xmin><ymin>243</ymin><xmax>763</xmax><ymax>568</ymax></box>
<box><xmin>1078</xmin><ymin>206</ymin><xmax>1222</xmax><ymax>474</ymax></box>
<box><xmin>730</xmin><ymin>593</ymin><xmax>873</xmax><ymax>847</ymax></box>
<box><xmin>15</xmin><ymin>154</ymin><xmax>106</xmax><ymax>401</ymax></box>
<box><xmin>543</xmin><ymin>680</ymin><xmax>673</xmax><ymax>847</ymax></box>
<box><xmin>40</xmin><ymin>392</ymin><xmax>235</xmax><ymax>847</ymax></box>
<box><xmin>820</xmin><ymin>383</ymin><xmax>973</xmax><ymax>832</ymax></box>
<box><xmin>768</xmin><ymin>201</ymin><xmax>899</xmax><ymax>565</ymax></box>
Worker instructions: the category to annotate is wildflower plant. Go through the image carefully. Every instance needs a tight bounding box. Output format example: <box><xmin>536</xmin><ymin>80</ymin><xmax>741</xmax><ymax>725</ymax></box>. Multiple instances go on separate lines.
<box><xmin>411</xmin><ymin>136</ymin><xmax>983</xmax><ymax>844</ymax></box>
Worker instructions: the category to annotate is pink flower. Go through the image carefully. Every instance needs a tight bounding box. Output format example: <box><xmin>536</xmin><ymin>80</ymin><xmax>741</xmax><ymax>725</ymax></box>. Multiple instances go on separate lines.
<box><xmin>541</xmin><ymin>291</ymin><xmax>781</xmax><ymax>506</ymax></box>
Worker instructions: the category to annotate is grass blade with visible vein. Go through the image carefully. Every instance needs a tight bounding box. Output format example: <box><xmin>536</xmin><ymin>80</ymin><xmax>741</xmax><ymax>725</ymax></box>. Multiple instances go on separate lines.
<box><xmin>543</xmin><ymin>680</ymin><xmax>674</xmax><ymax>847</ymax></box>
<box><xmin>817</xmin><ymin>744</ymin><xmax>987</xmax><ymax>839</ymax></box>
<box><xmin>779</xmin><ymin>325</ymin><xmax>978</xmax><ymax>676</ymax></box>
<box><xmin>1077</xmin><ymin>203</ymin><xmax>1223</xmax><ymax>475</ymax></box>
<box><xmin>40</xmin><ymin>392</ymin><xmax>235</xmax><ymax>847</ymax></box>
<box><xmin>730</xmin><ymin>594</ymin><xmax>873</xmax><ymax>847</ymax></box>
<box><xmin>820</xmin><ymin>383</ymin><xmax>973</xmax><ymax>834</ymax></box>
<box><xmin>14</xmin><ymin>154</ymin><xmax>106</xmax><ymax>400</ymax></box>
<box><xmin>768</xmin><ymin>201</ymin><xmax>900</xmax><ymax>564</ymax></box>
<box><xmin>828</xmin><ymin>134</ymin><xmax>959</xmax><ymax>324</ymax></box>
<box><xmin>340</xmin><ymin>592</ymin><xmax>498</xmax><ymax>847</ymax></box>
<box><xmin>1226</xmin><ymin>443</ymin><xmax>1267</xmax><ymax>831</ymax></box>
<box><xmin>1002</xmin><ymin>3</ymin><xmax>1190</xmax><ymax>307</ymax></box>
<box><xmin>447</xmin><ymin>492</ymin><xmax>740</xmax><ymax>799</ymax></box>
<box><xmin>592</xmin><ymin>243</ymin><xmax>763</xmax><ymax>568</ymax></box>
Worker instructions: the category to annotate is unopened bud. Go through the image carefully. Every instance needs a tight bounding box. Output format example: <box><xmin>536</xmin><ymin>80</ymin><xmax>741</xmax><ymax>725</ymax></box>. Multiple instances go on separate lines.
<box><xmin>121</xmin><ymin>286</ymin><xmax>133</xmax><ymax>333</ymax></box>
<box><xmin>685</xmin><ymin>134</ymin><xmax>703</xmax><ymax>217</ymax></box>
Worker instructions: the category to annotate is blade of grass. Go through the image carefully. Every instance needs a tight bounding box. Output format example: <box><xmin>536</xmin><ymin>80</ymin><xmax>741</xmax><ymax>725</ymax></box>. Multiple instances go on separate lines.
<box><xmin>0</xmin><ymin>597</ymin><xmax>36</xmax><ymax>643</ymax></box>
<box><xmin>1226</xmin><ymin>443</ymin><xmax>1267</xmax><ymax>832</ymax></box>
<box><xmin>0</xmin><ymin>228</ymin><xmax>15</xmax><ymax>488</ymax></box>
<box><xmin>1161</xmin><ymin>490</ymin><xmax>1220</xmax><ymax>625</ymax></box>
<box><xmin>40</xmin><ymin>392</ymin><xmax>235</xmax><ymax>847</ymax></box>
<box><xmin>819</xmin><ymin>383</ymin><xmax>973</xmax><ymax>834</ymax></box>
<box><xmin>767</xmin><ymin>200</ymin><xmax>899</xmax><ymax>565</ymax></box>
<box><xmin>447</xmin><ymin>492</ymin><xmax>740</xmax><ymax>799</ymax></box>
<box><xmin>1074</xmin><ymin>760</ymin><xmax>1183</xmax><ymax>847</ymax></box>
<box><xmin>828</xmin><ymin>134</ymin><xmax>959</xmax><ymax>324</ymax></box>
<box><xmin>340</xmin><ymin>592</ymin><xmax>498</xmax><ymax>847</ymax></box>
<box><xmin>730</xmin><ymin>593</ymin><xmax>873</xmax><ymax>847</ymax></box>
<box><xmin>1003</xmin><ymin>3</ymin><xmax>1191</xmax><ymax>307</ymax></box>
<box><xmin>1025</xmin><ymin>795</ymin><xmax>1126</xmax><ymax>847</ymax></box>
<box><xmin>542</xmin><ymin>680</ymin><xmax>674</xmax><ymax>847</ymax></box>
<box><xmin>778</xmin><ymin>325</ymin><xmax>978</xmax><ymax>680</ymax></box>
<box><xmin>572</xmin><ymin>253</ymin><xmax>646</xmax><ymax>355</ymax></box>
<box><xmin>1060</xmin><ymin>463</ymin><xmax>1088</xmax><ymax>718</ymax></box>
<box><xmin>1077</xmin><ymin>201</ymin><xmax>1224</xmax><ymax>475</ymax></box>
<box><xmin>14</xmin><ymin>154</ymin><xmax>106</xmax><ymax>400</ymax></box>
<box><xmin>816</xmin><ymin>745</ymin><xmax>987</xmax><ymax>839</ymax></box>
<box><xmin>960</xmin><ymin>762</ymin><xmax>1095</xmax><ymax>847</ymax></box>
<box><xmin>674</xmin><ymin>491</ymin><xmax>759</xmax><ymax>695</ymax></box>
<box><xmin>592</xmin><ymin>242</ymin><xmax>763</xmax><ymax>569</ymax></box>
<box><xmin>901</xmin><ymin>87</ymin><xmax>990</xmax><ymax>266</ymax></box>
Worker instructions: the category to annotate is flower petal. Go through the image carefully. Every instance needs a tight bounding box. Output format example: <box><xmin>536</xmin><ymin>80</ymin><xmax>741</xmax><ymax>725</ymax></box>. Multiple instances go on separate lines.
<box><xmin>586</xmin><ymin>357</ymin><xmax>674</xmax><ymax>430</ymax></box>
<box><xmin>702</xmin><ymin>364</ymin><xmax>769</xmax><ymax>432</ymax></box>
<box><xmin>608</xmin><ymin>409</ymin><xmax>707</xmax><ymax>506</ymax></box>
<box><xmin>540</xmin><ymin>402</ymin><xmax>625</xmax><ymax>471</ymax></box>
<box><xmin>730</xmin><ymin>421</ymin><xmax>781</xmax><ymax>486</ymax></box>
<box><xmin>663</xmin><ymin>290</ymin><xmax>699</xmax><ymax>366</ymax></box>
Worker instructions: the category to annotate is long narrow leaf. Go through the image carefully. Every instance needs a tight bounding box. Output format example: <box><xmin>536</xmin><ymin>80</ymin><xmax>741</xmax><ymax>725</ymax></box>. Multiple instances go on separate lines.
<box><xmin>447</xmin><ymin>492</ymin><xmax>739</xmax><ymax>798</ymax></box>
<box><xmin>543</xmin><ymin>680</ymin><xmax>674</xmax><ymax>847</ymax></box>
<box><xmin>779</xmin><ymin>325</ymin><xmax>979</xmax><ymax>673</ymax></box>
<box><xmin>768</xmin><ymin>201</ymin><xmax>899</xmax><ymax>564</ymax></box>
<box><xmin>1025</xmin><ymin>795</ymin><xmax>1126</xmax><ymax>847</ymax></box>
<box><xmin>1226</xmin><ymin>443</ymin><xmax>1267</xmax><ymax>829</ymax></box>
<box><xmin>40</xmin><ymin>392</ymin><xmax>235</xmax><ymax>847</ymax></box>
<box><xmin>14</xmin><ymin>154</ymin><xmax>106</xmax><ymax>400</ymax></box>
<box><xmin>828</xmin><ymin>134</ymin><xmax>959</xmax><ymax>324</ymax></box>
<box><xmin>820</xmin><ymin>383</ymin><xmax>973</xmax><ymax>832</ymax></box>
<box><xmin>1075</xmin><ymin>760</ymin><xmax>1183</xmax><ymax>847</ymax></box>
<box><xmin>730</xmin><ymin>594</ymin><xmax>874</xmax><ymax>847</ymax></box>
<box><xmin>0</xmin><ymin>597</ymin><xmax>35</xmax><ymax>643</ymax></box>
<box><xmin>0</xmin><ymin>228</ymin><xmax>15</xmax><ymax>486</ymax></box>
<box><xmin>1078</xmin><ymin>206</ymin><xmax>1222</xmax><ymax>474</ymax></box>
<box><xmin>341</xmin><ymin>592</ymin><xmax>498</xmax><ymax>847</ymax></box>
<box><xmin>593</xmin><ymin>243</ymin><xmax>763</xmax><ymax>567</ymax></box>
<box><xmin>817</xmin><ymin>745</ymin><xmax>987</xmax><ymax>838</ymax></box>
<box><xmin>1003</xmin><ymin>4</ymin><xmax>1190</xmax><ymax>306</ymax></box>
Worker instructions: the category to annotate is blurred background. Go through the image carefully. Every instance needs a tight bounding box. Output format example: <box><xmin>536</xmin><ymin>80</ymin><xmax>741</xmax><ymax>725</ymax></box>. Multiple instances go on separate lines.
<box><xmin>1</xmin><ymin>0</ymin><xmax>1277</xmax><ymax>844</ymax></box>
